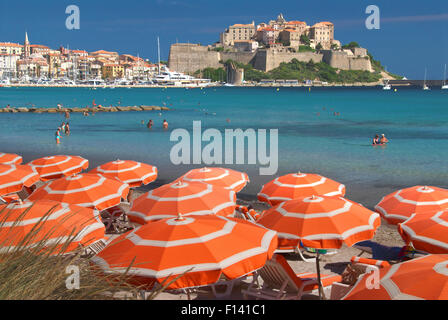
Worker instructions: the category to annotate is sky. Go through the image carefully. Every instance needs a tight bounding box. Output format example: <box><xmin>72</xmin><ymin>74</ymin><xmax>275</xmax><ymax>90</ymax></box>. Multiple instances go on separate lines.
<box><xmin>1</xmin><ymin>0</ymin><xmax>447</xmax><ymax>79</ymax></box>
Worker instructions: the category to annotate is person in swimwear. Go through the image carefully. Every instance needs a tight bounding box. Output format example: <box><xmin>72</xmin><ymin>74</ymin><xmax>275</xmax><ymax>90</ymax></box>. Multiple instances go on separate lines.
<box><xmin>372</xmin><ymin>134</ymin><xmax>380</xmax><ymax>145</ymax></box>
<box><xmin>147</xmin><ymin>119</ymin><xmax>153</xmax><ymax>129</ymax></box>
<box><xmin>61</xmin><ymin>122</ymin><xmax>66</xmax><ymax>133</ymax></box>
<box><xmin>65</xmin><ymin>122</ymin><xmax>70</xmax><ymax>136</ymax></box>
<box><xmin>163</xmin><ymin>119</ymin><xmax>168</xmax><ymax>130</ymax></box>
<box><xmin>380</xmin><ymin>134</ymin><xmax>389</xmax><ymax>144</ymax></box>
<box><xmin>55</xmin><ymin>128</ymin><xmax>62</xmax><ymax>144</ymax></box>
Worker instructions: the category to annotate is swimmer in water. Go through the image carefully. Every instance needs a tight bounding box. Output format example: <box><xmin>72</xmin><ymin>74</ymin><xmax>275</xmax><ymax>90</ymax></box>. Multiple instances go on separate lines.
<box><xmin>380</xmin><ymin>134</ymin><xmax>389</xmax><ymax>144</ymax></box>
<box><xmin>163</xmin><ymin>119</ymin><xmax>168</xmax><ymax>130</ymax></box>
<box><xmin>61</xmin><ymin>122</ymin><xmax>66</xmax><ymax>133</ymax></box>
<box><xmin>372</xmin><ymin>134</ymin><xmax>380</xmax><ymax>145</ymax></box>
<box><xmin>147</xmin><ymin>119</ymin><xmax>153</xmax><ymax>129</ymax></box>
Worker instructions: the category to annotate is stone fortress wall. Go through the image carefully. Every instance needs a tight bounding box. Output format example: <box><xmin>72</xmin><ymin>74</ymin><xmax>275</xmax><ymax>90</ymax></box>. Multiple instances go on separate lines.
<box><xmin>168</xmin><ymin>43</ymin><xmax>372</xmax><ymax>74</ymax></box>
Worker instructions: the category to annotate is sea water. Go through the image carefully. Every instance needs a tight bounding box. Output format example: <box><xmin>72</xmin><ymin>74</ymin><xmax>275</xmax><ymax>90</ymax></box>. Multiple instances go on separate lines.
<box><xmin>0</xmin><ymin>86</ymin><xmax>447</xmax><ymax>207</ymax></box>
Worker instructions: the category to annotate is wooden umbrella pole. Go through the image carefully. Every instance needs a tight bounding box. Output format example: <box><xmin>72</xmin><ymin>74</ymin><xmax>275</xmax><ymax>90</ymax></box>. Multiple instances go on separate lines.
<box><xmin>315</xmin><ymin>251</ymin><xmax>326</xmax><ymax>300</ymax></box>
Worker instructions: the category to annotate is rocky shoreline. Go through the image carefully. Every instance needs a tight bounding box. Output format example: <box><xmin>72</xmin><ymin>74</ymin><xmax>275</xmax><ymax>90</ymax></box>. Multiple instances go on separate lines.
<box><xmin>0</xmin><ymin>105</ymin><xmax>170</xmax><ymax>114</ymax></box>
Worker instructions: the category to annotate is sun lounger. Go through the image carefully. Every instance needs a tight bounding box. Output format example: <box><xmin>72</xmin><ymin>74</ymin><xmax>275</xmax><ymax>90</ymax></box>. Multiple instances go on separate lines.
<box><xmin>330</xmin><ymin>256</ymin><xmax>390</xmax><ymax>300</ymax></box>
<box><xmin>242</xmin><ymin>254</ymin><xmax>342</xmax><ymax>300</ymax></box>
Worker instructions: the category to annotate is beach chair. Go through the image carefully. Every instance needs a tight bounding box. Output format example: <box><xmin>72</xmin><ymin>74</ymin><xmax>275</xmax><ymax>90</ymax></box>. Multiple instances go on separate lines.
<box><xmin>329</xmin><ymin>256</ymin><xmax>390</xmax><ymax>300</ymax></box>
<box><xmin>101</xmin><ymin>206</ymin><xmax>133</xmax><ymax>234</ymax></box>
<box><xmin>242</xmin><ymin>254</ymin><xmax>342</xmax><ymax>300</ymax></box>
<box><xmin>80</xmin><ymin>238</ymin><xmax>108</xmax><ymax>258</ymax></box>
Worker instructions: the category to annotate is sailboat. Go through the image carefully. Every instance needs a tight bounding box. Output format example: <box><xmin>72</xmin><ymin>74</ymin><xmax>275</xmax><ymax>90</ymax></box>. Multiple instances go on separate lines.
<box><xmin>382</xmin><ymin>79</ymin><xmax>392</xmax><ymax>90</ymax></box>
<box><xmin>423</xmin><ymin>68</ymin><xmax>430</xmax><ymax>90</ymax></box>
<box><xmin>442</xmin><ymin>64</ymin><xmax>448</xmax><ymax>90</ymax></box>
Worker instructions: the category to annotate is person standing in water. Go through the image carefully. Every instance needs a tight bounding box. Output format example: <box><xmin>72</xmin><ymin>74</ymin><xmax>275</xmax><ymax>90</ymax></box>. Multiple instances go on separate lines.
<box><xmin>147</xmin><ymin>119</ymin><xmax>153</xmax><ymax>129</ymax></box>
<box><xmin>163</xmin><ymin>119</ymin><xmax>168</xmax><ymax>130</ymax></box>
<box><xmin>372</xmin><ymin>135</ymin><xmax>380</xmax><ymax>145</ymax></box>
<box><xmin>380</xmin><ymin>134</ymin><xmax>389</xmax><ymax>144</ymax></box>
<box><xmin>55</xmin><ymin>128</ymin><xmax>62</xmax><ymax>144</ymax></box>
<box><xmin>61</xmin><ymin>122</ymin><xmax>66</xmax><ymax>133</ymax></box>
<box><xmin>65</xmin><ymin>122</ymin><xmax>70</xmax><ymax>136</ymax></box>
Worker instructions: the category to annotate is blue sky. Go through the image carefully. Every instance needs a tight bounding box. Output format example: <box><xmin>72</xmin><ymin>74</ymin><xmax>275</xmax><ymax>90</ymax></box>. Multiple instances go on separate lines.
<box><xmin>1</xmin><ymin>0</ymin><xmax>447</xmax><ymax>79</ymax></box>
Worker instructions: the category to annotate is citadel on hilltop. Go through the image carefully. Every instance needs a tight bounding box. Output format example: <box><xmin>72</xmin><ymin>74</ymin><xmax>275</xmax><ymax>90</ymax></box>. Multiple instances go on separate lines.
<box><xmin>169</xmin><ymin>14</ymin><xmax>377</xmax><ymax>77</ymax></box>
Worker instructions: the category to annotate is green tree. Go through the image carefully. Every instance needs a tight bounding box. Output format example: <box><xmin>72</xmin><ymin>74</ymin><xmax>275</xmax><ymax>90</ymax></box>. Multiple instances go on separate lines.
<box><xmin>342</xmin><ymin>42</ymin><xmax>360</xmax><ymax>50</ymax></box>
<box><xmin>316</xmin><ymin>43</ymin><xmax>323</xmax><ymax>51</ymax></box>
<box><xmin>300</xmin><ymin>34</ymin><xmax>311</xmax><ymax>46</ymax></box>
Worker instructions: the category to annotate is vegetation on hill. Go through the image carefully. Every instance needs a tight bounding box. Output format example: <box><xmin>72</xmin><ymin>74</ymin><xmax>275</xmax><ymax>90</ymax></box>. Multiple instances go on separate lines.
<box><xmin>195</xmin><ymin>57</ymin><xmax>383</xmax><ymax>83</ymax></box>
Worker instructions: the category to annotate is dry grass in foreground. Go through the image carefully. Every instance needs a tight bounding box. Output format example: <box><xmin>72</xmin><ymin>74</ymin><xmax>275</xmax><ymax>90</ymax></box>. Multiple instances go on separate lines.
<box><xmin>0</xmin><ymin>204</ymin><xmax>175</xmax><ymax>300</ymax></box>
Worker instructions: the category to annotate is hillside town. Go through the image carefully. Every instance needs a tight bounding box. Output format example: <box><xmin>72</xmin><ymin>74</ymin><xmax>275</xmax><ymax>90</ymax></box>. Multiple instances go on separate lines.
<box><xmin>0</xmin><ymin>32</ymin><xmax>162</xmax><ymax>84</ymax></box>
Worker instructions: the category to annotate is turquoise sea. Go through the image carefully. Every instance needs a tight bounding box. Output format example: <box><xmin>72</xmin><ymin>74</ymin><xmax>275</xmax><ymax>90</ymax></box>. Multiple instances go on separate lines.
<box><xmin>1</xmin><ymin>86</ymin><xmax>447</xmax><ymax>208</ymax></box>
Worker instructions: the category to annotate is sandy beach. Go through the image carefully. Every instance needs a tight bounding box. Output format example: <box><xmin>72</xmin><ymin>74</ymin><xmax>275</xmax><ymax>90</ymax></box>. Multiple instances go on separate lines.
<box><xmin>114</xmin><ymin>187</ymin><xmax>406</xmax><ymax>300</ymax></box>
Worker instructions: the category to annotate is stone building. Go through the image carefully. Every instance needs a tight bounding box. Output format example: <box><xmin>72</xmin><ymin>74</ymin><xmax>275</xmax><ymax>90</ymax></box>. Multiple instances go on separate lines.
<box><xmin>220</xmin><ymin>22</ymin><xmax>256</xmax><ymax>46</ymax></box>
<box><xmin>0</xmin><ymin>42</ymin><xmax>23</xmax><ymax>55</ymax></box>
<box><xmin>309</xmin><ymin>22</ymin><xmax>334</xmax><ymax>49</ymax></box>
<box><xmin>279</xmin><ymin>29</ymin><xmax>303</xmax><ymax>47</ymax></box>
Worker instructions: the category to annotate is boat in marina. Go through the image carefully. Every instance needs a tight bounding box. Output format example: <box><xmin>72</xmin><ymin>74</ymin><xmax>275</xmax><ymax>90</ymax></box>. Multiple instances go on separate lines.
<box><xmin>442</xmin><ymin>64</ymin><xmax>448</xmax><ymax>90</ymax></box>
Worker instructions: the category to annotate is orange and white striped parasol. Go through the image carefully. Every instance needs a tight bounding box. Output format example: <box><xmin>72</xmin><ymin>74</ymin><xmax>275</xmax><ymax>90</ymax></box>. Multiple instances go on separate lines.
<box><xmin>28</xmin><ymin>155</ymin><xmax>89</xmax><ymax>181</ymax></box>
<box><xmin>258</xmin><ymin>173</ymin><xmax>346</xmax><ymax>206</ymax></box>
<box><xmin>398</xmin><ymin>210</ymin><xmax>448</xmax><ymax>254</ymax></box>
<box><xmin>178</xmin><ymin>167</ymin><xmax>249</xmax><ymax>193</ymax></box>
<box><xmin>343</xmin><ymin>254</ymin><xmax>448</xmax><ymax>300</ymax></box>
<box><xmin>89</xmin><ymin>160</ymin><xmax>157</xmax><ymax>188</ymax></box>
<box><xmin>0</xmin><ymin>164</ymin><xmax>40</xmax><ymax>197</ymax></box>
<box><xmin>375</xmin><ymin>186</ymin><xmax>448</xmax><ymax>225</ymax></box>
<box><xmin>91</xmin><ymin>214</ymin><xmax>278</xmax><ymax>290</ymax></box>
<box><xmin>0</xmin><ymin>153</ymin><xmax>23</xmax><ymax>165</ymax></box>
<box><xmin>0</xmin><ymin>200</ymin><xmax>105</xmax><ymax>254</ymax></box>
<box><xmin>257</xmin><ymin>195</ymin><xmax>381</xmax><ymax>250</ymax></box>
<box><xmin>128</xmin><ymin>180</ymin><xmax>236</xmax><ymax>224</ymax></box>
<box><xmin>27</xmin><ymin>173</ymin><xmax>129</xmax><ymax>211</ymax></box>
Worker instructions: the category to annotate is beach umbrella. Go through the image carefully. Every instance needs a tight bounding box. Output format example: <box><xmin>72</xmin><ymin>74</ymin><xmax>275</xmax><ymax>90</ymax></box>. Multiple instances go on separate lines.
<box><xmin>257</xmin><ymin>172</ymin><xmax>346</xmax><ymax>206</ymax></box>
<box><xmin>0</xmin><ymin>153</ymin><xmax>23</xmax><ymax>165</ymax></box>
<box><xmin>0</xmin><ymin>200</ymin><xmax>105</xmax><ymax>254</ymax></box>
<box><xmin>28</xmin><ymin>155</ymin><xmax>89</xmax><ymax>181</ymax></box>
<box><xmin>128</xmin><ymin>180</ymin><xmax>236</xmax><ymax>225</ymax></box>
<box><xmin>398</xmin><ymin>210</ymin><xmax>448</xmax><ymax>254</ymax></box>
<box><xmin>375</xmin><ymin>186</ymin><xmax>448</xmax><ymax>225</ymax></box>
<box><xmin>343</xmin><ymin>254</ymin><xmax>448</xmax><ymax>300</ymax></box>
<box><xmin>89</xmin><ymin>160</ymin><xmax>157</xmax><ymax>188</ymax></box>
<box><xmin>0</xmin><ymin>164</ymin><xmax>40</xmax><ymax>197</ymax></box>
<box><xmin>91</xmin><ymin>214</ymin><xmax>278</xmax><ymax>290</ymax></box>
<box><xmin>257</xmin><ymin>195</ymin><xmax>380</xmax><ymax>299</ymax></box>
<box><xmin>178</xmin><ymin>167</ymin><xmax>249</xmax><ymax>193</ymax></box>
<box><xmin>27</xmin><ymin>173</ymin><xmax>129</xmax><ymax>211</ymax></box>
<box><xmin>257</xmin><ymin>196</ymin><xmax>380</xmax><ymax>250</ymax></box>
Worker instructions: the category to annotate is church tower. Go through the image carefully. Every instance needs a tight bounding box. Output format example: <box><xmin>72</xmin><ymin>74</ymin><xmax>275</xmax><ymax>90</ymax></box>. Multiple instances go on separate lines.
<box><xmin>24</xmin><ymin>32</ymin><xmax>30</xmax><ymax>59</ymax></box>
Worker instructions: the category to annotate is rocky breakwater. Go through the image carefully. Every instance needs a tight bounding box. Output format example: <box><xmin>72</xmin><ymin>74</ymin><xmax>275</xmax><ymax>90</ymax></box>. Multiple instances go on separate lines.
<box><xmin>0</xmin><ymin>105</ymin><xmax>169</xmax><ymax>114</ymax></box>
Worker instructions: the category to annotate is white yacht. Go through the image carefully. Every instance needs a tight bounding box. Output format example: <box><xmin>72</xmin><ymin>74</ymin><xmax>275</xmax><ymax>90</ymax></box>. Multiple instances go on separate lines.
<box><xmin>382</xmin><ymin>80</ymin><xmax>392</xmax><ymax>90</ymax></box>
<box><xmin>442</xmin><ymin>64</ymin><xmax>448</xmax><ymax>90</ymax></box>
<box><xmin>151</xmin><ymin>66</ymin><xmax>211</xmax><ymax>86</ymax></box>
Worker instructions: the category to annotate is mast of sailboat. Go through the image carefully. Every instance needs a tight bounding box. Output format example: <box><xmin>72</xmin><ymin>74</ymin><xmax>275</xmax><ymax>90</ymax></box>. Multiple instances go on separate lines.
<box><xmin>444</xmin><ymin>64</ymin><xmax>447</xmax><ymax>87</ymax></box>
<box><xmin>157</xmin><ymin>37</ymin><xmax>161</xmax><ymax>75</ymax></box>
<box><xmin>424</xmin><ymin>68</ymin><xmax>427</xmax><ymax>88</ymax></box>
